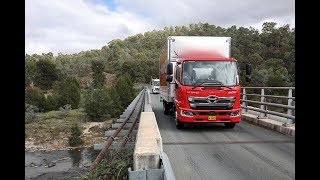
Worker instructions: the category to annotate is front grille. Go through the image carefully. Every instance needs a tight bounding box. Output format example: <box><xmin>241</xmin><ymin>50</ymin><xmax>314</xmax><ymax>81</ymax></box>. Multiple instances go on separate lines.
<box><xmin>198</xmin><ymin>111</ymin><xmax>217</xmax><ymax>115</ymax></box>
<box><xmin>198</xmin><ymin>111</ymin><xmax>231</xmax><ymax>116</ymax></box>
<box><xmin>218</xmin><ymin>112</ymin><xmax>230</xmax><ymax>115</ymax></box>
<box><xmin>189</xmin><ymin>96</ymin><xmax>235</xmax><ymax>110</ymax></box>
<box><xmin>194</xmin><ymin>99</ymin><xmax>208</xmax><ymax>103</ymax></box>
<box><xmin>217</xmin><ymin>99</ymin><xmax>232</xmax><ymax>103</ymax></box>
<box><xmin>194</xmin><ymin>106</ymin><xmax>232</xmax><ymax>110</ymax></box>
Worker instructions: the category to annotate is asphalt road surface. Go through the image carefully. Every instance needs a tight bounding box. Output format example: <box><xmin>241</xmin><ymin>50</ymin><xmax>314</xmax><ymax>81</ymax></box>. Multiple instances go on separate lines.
<box><xmin>150</xmin><ymin>93</ymin><xmax>295</xmax><ymax>180</ymax></box>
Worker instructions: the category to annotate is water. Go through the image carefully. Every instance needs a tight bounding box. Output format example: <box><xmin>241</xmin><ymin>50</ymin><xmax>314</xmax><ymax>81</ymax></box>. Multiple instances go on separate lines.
<box><xmin>25</xmin><ymin>147</ymin><xmax>99</xmax><ymax>179</ymax></box>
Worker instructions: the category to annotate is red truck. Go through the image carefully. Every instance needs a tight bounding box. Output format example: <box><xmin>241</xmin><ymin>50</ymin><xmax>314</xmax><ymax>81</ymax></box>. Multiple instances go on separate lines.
<box><xmin>159</xmin><ymin>36</ymin><xmax>251</xmax><ymax>129</ymax></box>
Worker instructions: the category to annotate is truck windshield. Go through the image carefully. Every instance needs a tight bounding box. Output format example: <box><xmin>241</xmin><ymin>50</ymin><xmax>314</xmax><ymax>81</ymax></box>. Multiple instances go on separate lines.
<box><xmin>153</xmin><ymin>81</ymin><xmax>160</xmax><ymax>86</ymax></box>
<box><xmin>182</xmin><ymin>61</ymin><xmax>238</xmax><ymax>86</ymax></box>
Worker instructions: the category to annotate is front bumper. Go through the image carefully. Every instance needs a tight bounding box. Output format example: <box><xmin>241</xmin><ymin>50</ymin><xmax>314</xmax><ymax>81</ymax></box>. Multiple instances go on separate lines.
<box><xmin>177</xmin><ymin>107</ymin><xmax>241</xmax><ymax>123</ymax></box>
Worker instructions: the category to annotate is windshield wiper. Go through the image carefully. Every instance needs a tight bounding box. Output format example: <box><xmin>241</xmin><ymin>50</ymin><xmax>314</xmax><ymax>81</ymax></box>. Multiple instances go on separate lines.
<box><xmin>192</xmin><ymin>81</ymin><xmax>233</xmax><ymax>90</ymax></box>
<box><xmin>216</xmin><ymin>81</ymin><xmax>233</xmax><ymax>89</ymax></box>
<box><xmin>192</xmin><ymin>81</ymin><xmax>219</xmax><ymax>89</ymax></box>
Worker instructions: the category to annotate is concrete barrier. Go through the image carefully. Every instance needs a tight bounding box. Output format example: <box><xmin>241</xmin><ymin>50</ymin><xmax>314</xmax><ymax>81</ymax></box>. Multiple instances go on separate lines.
<box><xmin>242</xmin><ymin>113</ymin><xmax>295</xmax><ymax>136</ymax></box>
<box><xmin>144</xmin><ymin>88</ymin><xmax>153</xmax><ymax>112</ymax></box>
<box><xmin>133</xmin><ymin>112</ymin><xmax>162</xmax><ymax>171</ymax></box>
<box><xmin>130</xmin><ymin>88</ymin><xmax>175</xmax><ymax>180</ymax></box>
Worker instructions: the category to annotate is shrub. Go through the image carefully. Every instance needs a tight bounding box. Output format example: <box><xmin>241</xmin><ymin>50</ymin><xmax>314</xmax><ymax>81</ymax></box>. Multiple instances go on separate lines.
<box><xmin>25</xmin><ymin>104</ymin><xmax>39</xmax><ymax>124</ymax></box>
<box><xmin>83</xmin><ymin>149</ymin><xmax>134</xmax><ymax>179</ymax></box>
<box><xmin>114</xmin><ymin>75</ymin><xmax>135</xmax><ymax>108</ymax></box>
<box><xmin>53</xmin><ymin>77</ymin><xmax>81</xmax><ymax>109</ymax></box>
<box><xmin>46</xmin><ymin>93</ymin><xmax>61</xmax><ymax>111</ymax></box>
<box><xmin>68</xmin><ymin>123</ymin><xmax>84</xmax><ymax>147</ymax></box>
<box><xmin>57</xmin><ymin>104</ymin><xmax>72</xmax><ymax>118</ymax></box>
<box><xmin>84</xmin><ymin>88</ymin><xmax>113</xmax><ymax>120</ymax></box>
<box><xmin>108</xmin><ymin>87</ymin><xmax>124</xmax><ymax>118</ymax></box>
<box><xmin>34</xmin><ymin>59</ymin><xmax>59</xmax><ymax>90</ymax></box>
<box><xmin>25</xmin><ymin>88</ymin><xmax>49</xmax><ymax>112</ymax></box>
<box><xmin>91</xmin><ymin>60</ymin><xmax>105</xmax><ymax>88</ymax></box>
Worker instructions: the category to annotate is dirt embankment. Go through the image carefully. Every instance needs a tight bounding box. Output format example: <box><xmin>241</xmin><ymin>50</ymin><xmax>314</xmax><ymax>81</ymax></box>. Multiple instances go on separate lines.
<box><xmin>25</xmin><ymin>121</ymin><xmax>110</xmax><ymax>152</ymax></box>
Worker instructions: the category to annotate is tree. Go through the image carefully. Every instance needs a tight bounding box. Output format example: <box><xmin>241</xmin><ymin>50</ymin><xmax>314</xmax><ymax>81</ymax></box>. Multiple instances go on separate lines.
<box><xmin>91</xmin><ymin>60</ymin><xmax>105</xmax><ymax>88</ymax></box>
<box><xmin>46</xmin><ymin>94</ymin><xmax>61</xmax><ymax>111</ymax></box>
<box><xmin>25</xmin><ymin>57</ymin><xmax>37</xmax><ymax>87</ymax></box>
<box><xmin>266</xmin><ymin>67</ymin><xmax>290</xmax><ymax>87</ymax></box>
<box><xmin>84</xmin><ymin>88</ymin><xmax>113</xmax><ymax>120</ymax></box>
<box><xmin>34</xmin><ymin>59</ymin><xmax>59</xmax><ymax>90</ymax></box>
<box><xmin>114</xmin><ymin>75</ymin><xmax>135</xmax><ymax>108</ymax></box>
<box><xmin>120</xmin><ymin>60</ymin><xmax>137</xmax><ymax>82</ymax></box>
<box><xmin>251</xmin><ymin>69</ymin><xmax>269</xmax><ymax>87</ymax></box>
<box><xmin>247</xmin><ymin>53</ymin><xmax>264</xmax><ymax>69</ymax></box>
<box><xmin>262</xmin><ymin>22</ymin><xmax>277</xmax><ymax>34</ymax></box>
<box><xmin>52</xmin><ymin>77</ymin><xmax>81</xmax><ymax>109</ymax></box>
<box><xmin>25</xmin><ymin>21</ymin><xmax>295</xmax><ymax>91</ymax></box>
<box><xmin>109</xmin><ymin>87</ymin><xmax>124</xmax><ymax>117</ymax></box>
<box><xmin>25</xmin><ymin>88</ymin><xmax>50</xmax><ymax>112</ymax></box>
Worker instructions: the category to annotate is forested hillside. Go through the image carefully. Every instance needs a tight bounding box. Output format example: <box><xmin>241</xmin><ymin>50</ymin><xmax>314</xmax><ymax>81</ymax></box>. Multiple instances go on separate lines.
<box><xmin>26</xmin><ymin>22</ymin><xmax>295</xmax><ymax>88</ymax></box>
<box><xmin>25</xmin><ymin>21</ymin><xmax>294</xmax><ymax>149</ymax></box>
<box><xmin>25</xmin><ymin>21</ymin><xmax>294</xmax><ymax>114</ymax></box>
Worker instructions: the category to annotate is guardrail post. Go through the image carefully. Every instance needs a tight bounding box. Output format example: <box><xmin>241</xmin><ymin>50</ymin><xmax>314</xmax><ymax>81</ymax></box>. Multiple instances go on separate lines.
<box><xmin>286</xmin><ymin>89</ymin><xmax>294</xmax><ymax>124</ymax></box>
<box><xmin>292</xmin><ymin>100</ymin><xmax>295</xmax><ymax>117</ymax></box>
<box><xmin>258</xmin><ymin>88</ymin><xmax>267</xmax><ymax>118</ymax></box>
<box><xmin>242</xmin><ymin>88</ymin><xmax>248</xmax><ymax>112</ymax></box>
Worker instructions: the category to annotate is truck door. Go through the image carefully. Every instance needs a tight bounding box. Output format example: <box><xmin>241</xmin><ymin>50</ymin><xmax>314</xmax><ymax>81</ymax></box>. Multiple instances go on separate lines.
<box><xmin>174</xmin><ymin>64</ymin><xmax>182</xmax><ymax>107</ymax></box>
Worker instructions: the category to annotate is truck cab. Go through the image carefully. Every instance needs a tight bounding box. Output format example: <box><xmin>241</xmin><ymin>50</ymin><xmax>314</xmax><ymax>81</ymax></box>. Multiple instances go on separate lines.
<box><xmin>159</xmin><ymin>36</ymin><xmax>252</xmax><ymax>129</ymax></box>
<box><xmin>172</xmin><ymin>57</ymin><xmax>240</xmax><ymax>129</ymax></box>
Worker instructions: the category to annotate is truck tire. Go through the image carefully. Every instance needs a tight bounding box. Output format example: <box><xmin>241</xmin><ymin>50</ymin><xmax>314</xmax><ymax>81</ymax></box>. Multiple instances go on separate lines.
<box><xmin>174</xmin><ymin>111</ymin><xmax>184</xmax><ymax>129</ymax></box>
<box><xmin>163</xmin><ymin>101</ymin><xmax>169</xmax><ymax>115</ymax></box>
<box><xmin>224</xmin><ymin>123</ymin><xmax>236</xmax><ymax>128</ymax></box>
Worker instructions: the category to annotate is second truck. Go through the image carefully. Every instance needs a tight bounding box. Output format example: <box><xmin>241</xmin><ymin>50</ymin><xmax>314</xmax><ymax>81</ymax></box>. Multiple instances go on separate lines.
<box><xmin>159</xmin><ymin>36</ymin><xmax>251</xmax><ymax>129</ymax></box>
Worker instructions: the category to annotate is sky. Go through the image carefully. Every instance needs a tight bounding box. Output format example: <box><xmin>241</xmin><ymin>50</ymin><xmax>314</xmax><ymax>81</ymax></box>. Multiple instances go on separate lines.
<box><xmin>25</xmin><ymin>0</ymin><xmax>295</xmax><ymax>55</ymax></box>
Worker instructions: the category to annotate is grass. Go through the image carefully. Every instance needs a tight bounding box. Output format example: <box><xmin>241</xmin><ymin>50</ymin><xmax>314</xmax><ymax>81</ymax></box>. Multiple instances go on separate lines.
<box><xmin>81</xmin><ymin>149</ymin><xmax>134</xmax><ymax>180</ymax></box>
<box><xmin>25</xmin><ymin>108</ymin><xmax>106</xmax><ymax>142</ymax></box>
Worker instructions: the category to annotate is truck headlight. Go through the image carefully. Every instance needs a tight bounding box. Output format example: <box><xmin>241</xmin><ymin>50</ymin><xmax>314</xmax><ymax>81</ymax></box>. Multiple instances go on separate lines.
<box><xmin>188</xmin><ymin>97</ymin><xmax>194</xmax><ymax>102</ymax></box>
<box><xmin>181</xmin><ymin>110</ymin><xmax>195</xmax><ymax>117</ymax></box>
<box><xmin>230</xmin><ymin>110</ymin><xmax>240</xmax><ymax>117</ymax></box>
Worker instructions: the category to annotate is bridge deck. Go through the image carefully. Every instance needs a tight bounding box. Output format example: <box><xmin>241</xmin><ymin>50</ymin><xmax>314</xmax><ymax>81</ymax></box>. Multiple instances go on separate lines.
<box><xmin>150</xmin><ymin>93</ymin><xmax>295</xmax><ymax>180</ymax></box>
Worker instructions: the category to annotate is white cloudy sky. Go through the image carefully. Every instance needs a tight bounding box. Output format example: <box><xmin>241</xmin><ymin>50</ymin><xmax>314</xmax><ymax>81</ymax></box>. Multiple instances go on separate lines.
<box><xmin>26</xmin><ymin>0</ymin><xmax>295</xmax><ymax>55</ymax></box>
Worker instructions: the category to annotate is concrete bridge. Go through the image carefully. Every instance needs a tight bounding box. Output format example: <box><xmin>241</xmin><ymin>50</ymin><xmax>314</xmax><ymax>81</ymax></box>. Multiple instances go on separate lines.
<box><xmin>97</xmin><ymin>87</ymin><xmax>295</xmax><ymax>179</ymax></box>
<box><xmin>147</xmin><ymin>88</ymin><xmax>294</xmax><ymax>179</ymax></box>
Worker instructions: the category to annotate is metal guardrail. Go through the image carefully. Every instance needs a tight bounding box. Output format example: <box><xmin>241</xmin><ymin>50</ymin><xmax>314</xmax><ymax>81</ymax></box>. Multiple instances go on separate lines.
<box><xmin>90</xmin><ymin>90</ymin><xmax>145</xmax><ymax>171</ymax></box>
<box><xmin>241</xmin><ymin>87</ymin><xmax>295</xmax><ymax>125</ymax></box>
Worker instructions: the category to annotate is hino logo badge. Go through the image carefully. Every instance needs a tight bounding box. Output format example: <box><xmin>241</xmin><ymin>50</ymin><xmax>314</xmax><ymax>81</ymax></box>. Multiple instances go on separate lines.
<box><xmin>207</xmin><ymin>95</ymin><xmax>218</xmax><ymax>103</ymax></box>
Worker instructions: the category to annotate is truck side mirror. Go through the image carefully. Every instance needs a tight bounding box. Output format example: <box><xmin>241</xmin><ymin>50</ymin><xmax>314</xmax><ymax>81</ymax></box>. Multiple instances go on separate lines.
<box><xmin>246</xmin><ymin>63</ymin><xmax>251</xmax><ymax>75</ymax></box>
<box><xmin>246</xmin><ymin>75</ymin><xmax>251</xmax><ymax>82</ymax></box>
<box><xmin>167</xmin><ymin>63</ymin><xmax>173</xmax><ymax>75</ymax></box>
<box><xmin>245</xmin><ymin>63</ymin><xmax>251</xmax><ymax>82</ymax></box>
<box><xmin>166</xmin><ymin>75</ymin><xmax>173</xmax><ymax>82</ymax></box>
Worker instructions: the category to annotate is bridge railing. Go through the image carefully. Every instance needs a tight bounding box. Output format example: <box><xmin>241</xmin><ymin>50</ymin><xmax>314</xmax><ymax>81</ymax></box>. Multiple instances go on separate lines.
<box><xmin>241</xmin><ymin>87</ymin><xmax>295</xmax><ymax>125</ymax></box>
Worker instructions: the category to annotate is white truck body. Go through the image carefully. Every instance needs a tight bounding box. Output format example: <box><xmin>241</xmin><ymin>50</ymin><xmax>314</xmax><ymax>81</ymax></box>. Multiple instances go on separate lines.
<box><xmin>159</xmin><ymin>36</ymin><xmax>231</xmax><ymax>103</ymax></box>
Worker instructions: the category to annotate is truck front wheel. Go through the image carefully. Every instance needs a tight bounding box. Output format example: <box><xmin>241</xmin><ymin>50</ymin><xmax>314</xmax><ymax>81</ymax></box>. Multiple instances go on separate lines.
<box><xmin>174</xmin><ymin>111</ymin><xmax>184</xmax><ymax>129</ymax></box>
<box><xmin>163</xmin><ymin>101</ymin><xmax>169</xmax><ymax>115</ymax></box>
<box><xmin>224</xmin><ymin>123</ymin><xmax>236</xmax><ymax>128</ymax></box>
